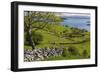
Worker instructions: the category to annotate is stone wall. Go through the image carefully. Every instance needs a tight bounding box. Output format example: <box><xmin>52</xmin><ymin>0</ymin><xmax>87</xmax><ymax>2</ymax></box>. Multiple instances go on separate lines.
<box><xmin>24</xmin><ymin>47</ymin><xmax>63</xmax><ymax>62</ymax></box>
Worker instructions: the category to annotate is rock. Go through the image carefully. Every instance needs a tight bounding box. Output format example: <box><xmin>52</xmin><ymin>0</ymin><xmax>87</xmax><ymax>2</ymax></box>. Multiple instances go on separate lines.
<box><xmin>24</xmin><ymin>47</ymin><xmax>64</xmax><ymax>62</ymax></box>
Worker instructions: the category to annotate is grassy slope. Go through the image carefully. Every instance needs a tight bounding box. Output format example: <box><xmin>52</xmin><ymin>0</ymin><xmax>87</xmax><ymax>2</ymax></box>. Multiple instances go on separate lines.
<box><xmin>24</xmin><ymin>24</ymin><xmax>90</xmax><ymax>60</ymax></box>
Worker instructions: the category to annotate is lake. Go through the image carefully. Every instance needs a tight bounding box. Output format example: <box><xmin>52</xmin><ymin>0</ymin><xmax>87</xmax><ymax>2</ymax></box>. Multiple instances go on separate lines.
<box><xmin>60</xmin><ymin>16</ymin><xmax>90</xmax><ymax>31</ymax></box>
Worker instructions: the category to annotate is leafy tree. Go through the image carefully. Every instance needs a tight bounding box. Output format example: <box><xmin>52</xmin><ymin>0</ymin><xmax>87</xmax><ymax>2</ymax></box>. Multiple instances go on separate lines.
<box><xmin>24</xmin><ymin>11</ymin><xmax>63</xmax><ymax>49</ymax></box>
<box><xmin>81</xmin><ymin>29</ymin><xmax>88</xmax><ymax>32</ymax></box>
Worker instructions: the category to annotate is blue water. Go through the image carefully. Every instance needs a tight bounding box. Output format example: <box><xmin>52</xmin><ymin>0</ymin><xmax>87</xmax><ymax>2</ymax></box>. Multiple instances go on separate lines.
<box><xmin>60</xmin><ymin>16</ymin><xmax>90</xmax><ymax>31</ymax></box>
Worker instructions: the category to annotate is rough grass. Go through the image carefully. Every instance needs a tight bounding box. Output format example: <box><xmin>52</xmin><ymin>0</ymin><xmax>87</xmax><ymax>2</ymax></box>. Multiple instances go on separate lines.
<box><xmin>24</xmin><ymin>24</ymin><xmax>90</xmax><ymax>60</ymax></box>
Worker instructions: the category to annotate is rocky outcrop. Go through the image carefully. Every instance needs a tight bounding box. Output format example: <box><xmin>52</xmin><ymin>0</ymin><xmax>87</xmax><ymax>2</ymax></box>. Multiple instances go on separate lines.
<box><xmin>24</xmin><ymin>47</ymin><xmax>63</xmax><ymax>62</ymax></box>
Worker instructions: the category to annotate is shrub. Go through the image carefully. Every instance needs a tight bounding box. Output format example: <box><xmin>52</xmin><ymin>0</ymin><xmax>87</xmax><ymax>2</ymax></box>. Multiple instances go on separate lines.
<box><xmin>82</xmin><ymin>50</ymin><xmax>88</xmax><ymax>58</ymax></box>
<box><xmin>68</xmin><ymin>46</ymin><xmax>78</xmax><ymax>56</ymax></box>
<box><xmin>62</xmin><ymin>48</ymin><xmax>68</xmax><ymax>57</ymax></box>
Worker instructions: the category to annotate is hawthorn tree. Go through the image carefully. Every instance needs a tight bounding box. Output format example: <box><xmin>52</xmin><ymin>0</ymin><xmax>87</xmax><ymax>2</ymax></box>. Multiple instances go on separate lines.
<box><xmin>24</xmin><ymin>11</ymin><xmax>63</xmax><ymax>50</ymax></box>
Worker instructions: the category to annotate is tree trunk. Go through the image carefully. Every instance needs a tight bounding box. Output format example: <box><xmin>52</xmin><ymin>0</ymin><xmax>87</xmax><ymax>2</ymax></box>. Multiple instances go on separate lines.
<box><xmin>27</xmin><ymin>29</ymin><xmax>35</xmax><ymax>50</ymax></box>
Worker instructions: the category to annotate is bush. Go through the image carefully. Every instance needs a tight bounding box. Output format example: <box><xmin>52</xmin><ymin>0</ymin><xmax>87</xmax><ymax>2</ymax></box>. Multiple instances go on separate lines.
<box><xmin>82</xmin><ymin>50</ymin><xmax>88</xmax><ymax>58</ymax></box>
<box><xmin>62</xmin><ymin>48</ymin><xmax>68</xmax><ymax>57</ymax></box>
<box><xmin>68</xmin><ymin>46</ymin><xmax>78</xmax><ymax>56</ymax></box>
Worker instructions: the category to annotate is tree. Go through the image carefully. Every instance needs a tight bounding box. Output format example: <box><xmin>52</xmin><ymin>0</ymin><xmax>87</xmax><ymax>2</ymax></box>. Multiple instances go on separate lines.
<box><xmin>71</xmin><ymin>27</ymin><xmax>81</xmax><ymax>34</ymax></box>
<box><xmin>31</xmin><ymin>31</ymin><xmax>43</xmax><ymax>45</ymax></box>
<box><xmin>24</xmin><ymin>11</ymin><xmax>63</xmax><ymax>50</ymax></box>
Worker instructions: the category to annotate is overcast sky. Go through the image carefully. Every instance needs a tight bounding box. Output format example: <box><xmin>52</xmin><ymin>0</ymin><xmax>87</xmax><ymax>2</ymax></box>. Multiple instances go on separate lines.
<box><xmin>55</xmin><ymin>12</ymin><xmax>90</xmax><ymax>17</ymax></box>
<box><xmin>24</xmin><ymin>11</ymin><xmax>90</xmax><ymax>17</ymax></box>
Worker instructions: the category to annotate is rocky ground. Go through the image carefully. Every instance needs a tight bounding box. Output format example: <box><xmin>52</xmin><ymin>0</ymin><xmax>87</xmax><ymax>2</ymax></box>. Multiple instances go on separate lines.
<box><xmin>24</xmin><ymin>47</ymin><xmax>64</xmax><ymax>62</ymax></box>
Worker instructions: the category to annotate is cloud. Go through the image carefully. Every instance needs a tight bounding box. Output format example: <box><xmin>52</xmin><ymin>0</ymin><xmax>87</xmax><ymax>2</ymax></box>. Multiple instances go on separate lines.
<box><xmin>55</xmin><ymin>12</ymin><xmax>90</xmax><ymax>17</ymax></box>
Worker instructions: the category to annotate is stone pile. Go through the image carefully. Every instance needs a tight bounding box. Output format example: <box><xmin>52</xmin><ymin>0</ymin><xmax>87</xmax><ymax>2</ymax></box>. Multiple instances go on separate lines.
<box><xmin>24</xmin><ymin>47</ymin><xmax>63</xmax><ymax>62</ymax></box>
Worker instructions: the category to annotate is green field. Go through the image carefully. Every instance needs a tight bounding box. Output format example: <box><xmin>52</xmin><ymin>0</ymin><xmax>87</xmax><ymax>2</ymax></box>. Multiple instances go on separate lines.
<box><xmin>24</xmin><ymin>24</ymin><xmax>90</xmax><ymax>60</ymax></box>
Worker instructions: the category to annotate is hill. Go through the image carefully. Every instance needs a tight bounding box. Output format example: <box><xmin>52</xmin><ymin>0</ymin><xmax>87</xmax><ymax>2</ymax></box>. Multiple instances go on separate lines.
<box><xmin>24</xmin><ymin>24</ymin><xmax>90</xmax><ymax>61</ymax></box>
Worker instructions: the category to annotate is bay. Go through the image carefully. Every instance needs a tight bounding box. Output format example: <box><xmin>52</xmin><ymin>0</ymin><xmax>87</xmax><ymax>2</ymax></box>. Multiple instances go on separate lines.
<box><xmin>60</xmin><ymin>16</ymin><xmax>90</xmax><ymax>31</ymax></box>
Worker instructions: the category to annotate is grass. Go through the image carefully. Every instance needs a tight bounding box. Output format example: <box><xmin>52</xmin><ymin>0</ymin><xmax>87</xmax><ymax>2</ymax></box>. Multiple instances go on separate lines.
<box><xmin>24</xmin><ymin>24</ymin><xmax>90</xmax><ymax>60</ymax></box>
<box><xmin>47</xmin><ymin>54</ymin><xmax>89</xmax><ymax>61</ymax></box>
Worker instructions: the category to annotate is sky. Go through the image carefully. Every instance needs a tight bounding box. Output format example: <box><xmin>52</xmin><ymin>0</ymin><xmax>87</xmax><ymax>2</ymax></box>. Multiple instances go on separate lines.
<box><xmin>24</xmin><ymin>11</ymin><xmax>90</xmax><ymax>17</ymax></box>
<box><xmin>55</xmin><ymin>12</ymin><xmax>90</xmax><ymax>17</ymax></box>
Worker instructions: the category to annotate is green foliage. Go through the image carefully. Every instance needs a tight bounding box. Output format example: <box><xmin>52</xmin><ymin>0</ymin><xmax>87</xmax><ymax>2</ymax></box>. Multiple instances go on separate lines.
<box><xmin>68</xmin><ymin>46</ymin><xmax>79</xmax><ymax>56</ymax></box>
<box><xmin>24</xmin><ymin>11</ymin><xmax>63</xmax><ymax>32</ymax></box>
<box><xmin>82</xmin><ymin>50</ymin><xmax>88</xmax><ymax>58</ymax></box>
<box><xmin>31</xmin><ymin>31</ymin><xmax>43</xmax><ymax>45</ymax></box>
<box><xmin>24</xmin><ymin>11</ymin><xmax>63</xmax><ymax>49</ymax></box>
<box><xmin>62</xmin><ymin>48</ymin><xmax>68</xmax><ymax>57</ymax></box>
<box><xmin>24</xmin><ymin>31</ymin><xmax>43</xmax><ymax>45</ymax></box>
<box><xmin>65</xmin><ymin>25</ymin><xmax>68</xmax><ymax>27</ymax></box>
